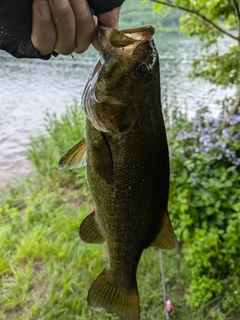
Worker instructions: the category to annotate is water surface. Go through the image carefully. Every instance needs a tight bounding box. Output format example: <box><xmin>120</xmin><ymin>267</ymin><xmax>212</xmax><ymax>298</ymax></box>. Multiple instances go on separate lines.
<box><xmin>0</xmin><ymin>33</ymin><xmax>235</xmax><ymax>185</ymax></box>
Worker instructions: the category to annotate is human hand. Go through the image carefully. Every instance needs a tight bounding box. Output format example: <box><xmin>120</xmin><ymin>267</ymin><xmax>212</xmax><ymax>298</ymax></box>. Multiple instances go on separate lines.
<box><xmin>31</xmin><ymin>0</ymin><xmax>120</xmax><ymax>56</ymax></box>
<box><xmin>92</xmin><ymin>7</ymin><xmax>120</xmax><ymax>51</ymax></box>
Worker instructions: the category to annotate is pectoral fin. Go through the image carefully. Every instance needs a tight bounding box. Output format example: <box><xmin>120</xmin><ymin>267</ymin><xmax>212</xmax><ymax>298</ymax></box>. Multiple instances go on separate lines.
<box><xmin>151</xmin><ymin>212</ymin><xmax>177</xmax><ymax>249</ymax></box>
<box><xmin>58</xmin><ymin>138</ymin><xmax>87</xmax><ymax>169</ymax></box>
<box><xmin>79</xmin><ymin>209</ymin><xmax>105</xmax><ymax>244</ymax></box>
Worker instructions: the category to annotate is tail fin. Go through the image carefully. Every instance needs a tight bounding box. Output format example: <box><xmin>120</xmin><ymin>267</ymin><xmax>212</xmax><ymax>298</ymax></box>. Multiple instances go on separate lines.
<box><xmin>88</xmin><ymin>268</ymin><xmax>140</xmax><ymax>320</ymax></box>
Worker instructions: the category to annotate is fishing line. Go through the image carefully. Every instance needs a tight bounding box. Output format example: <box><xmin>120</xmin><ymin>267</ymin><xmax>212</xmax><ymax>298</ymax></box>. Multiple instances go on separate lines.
<box><xmin>158</xmin><ymin>249</ymin><xmax>170</xmax><ymax>320</ymax></box>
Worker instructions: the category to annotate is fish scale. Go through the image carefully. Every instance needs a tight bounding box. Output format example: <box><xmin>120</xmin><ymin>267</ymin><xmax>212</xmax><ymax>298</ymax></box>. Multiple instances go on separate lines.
<box><xmin>59</xmin><ymin>25</ymin><xmax>176</xmax><ymax>320</ymax></box>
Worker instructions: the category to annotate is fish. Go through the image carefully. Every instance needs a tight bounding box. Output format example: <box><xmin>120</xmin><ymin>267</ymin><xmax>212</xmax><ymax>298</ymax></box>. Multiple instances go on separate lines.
<box><xmin>58</xmin><ymin>25</ymin><xmax>177</xmax><ymax>320</ymax></box>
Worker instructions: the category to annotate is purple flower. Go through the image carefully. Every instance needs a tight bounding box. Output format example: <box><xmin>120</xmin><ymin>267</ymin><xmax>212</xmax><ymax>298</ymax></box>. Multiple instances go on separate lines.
<box><xmin>219</xmin><ymin>113</ymin><xmax>225</xmax><ymax>121</ymax></box>
<box><xmin>177</xmin><ymin>130</ymin><xmax>189</xmax><ymax>140</ymax></box>
<box><xmin>215</xmin><ymin>142</ymin><xmax>227</xmax><ymax>149</ymax></box>
<box><xmin>225</xmin><ymin>149</ymin><xmax>235</xmax><ymax>160</ymax></box>
<box><xmin>222</xmin><ymin>128</ymin><xmax>230</xmax><ymax>138</ymax></box>
<box><xmin>234</xmin><ymin>158</ymin><xmax>240</xmax><ymax>166</ymax></box>
<box><xmin>199</xmin><ymin>134</ymin><xmax>211</xmax><ymax>146</ymax></box>
<box><xmin>227</xmin><ymin>115</ymin><xmax>240</xmax><ymax>125</ymax></box>
<box><xmin>211</xmin><ymin>133</ymin><xmax>220</xmax><ymax>141</ymax></box>
<box><xmin>232</xmin><ymin>134</ymin><xmax>240</xmax><ymax>140</ymax></box>
<box><xmin>190</xmin><ymin>131</ymin><xmax>197</xmax><ymax>138</ymax></box>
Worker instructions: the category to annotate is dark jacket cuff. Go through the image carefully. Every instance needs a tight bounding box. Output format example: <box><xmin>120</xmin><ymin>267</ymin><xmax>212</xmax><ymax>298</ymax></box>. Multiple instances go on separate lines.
<box><xmin>0</xmin><ymin>0</ymin><xmax>125</xmax><ymax>59</ymax></box>
<box><xmin>88</xmin><ymin>0</ymin><xmax>125</xmax><ymax>15</ymax></box>
<box><xmin>3</xmin><ymin>39</ymin><xmax>52</xmax><ymax>60</ymax></box>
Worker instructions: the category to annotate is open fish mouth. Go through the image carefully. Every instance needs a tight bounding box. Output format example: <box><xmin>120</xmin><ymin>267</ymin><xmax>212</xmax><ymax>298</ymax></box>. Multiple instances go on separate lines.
<box><xmin>94</xmin><ymin>24</ymin><xmax>156</xmax><ymax>104</ymax></box>
<box><xmin>99</xmin><ymin>24</ymin><xmax>155</xmax><ymax>58</ymax></box>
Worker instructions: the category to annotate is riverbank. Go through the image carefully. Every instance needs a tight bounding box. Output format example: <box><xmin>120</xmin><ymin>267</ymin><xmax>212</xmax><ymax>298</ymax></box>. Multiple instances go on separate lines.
<box><xmin>0</xmin><ymin>103</ymin><xmax>190</xmax><ymax>320</ymax></box>
<box><xmin>1</xmin><ymin>102</ymin><xmax>239</xmax><ymax>319</ymax></box>
<box><xmin>0</xmin><ymin>31</ymin><xmax>236</xmax><ymax>185</ymax></box>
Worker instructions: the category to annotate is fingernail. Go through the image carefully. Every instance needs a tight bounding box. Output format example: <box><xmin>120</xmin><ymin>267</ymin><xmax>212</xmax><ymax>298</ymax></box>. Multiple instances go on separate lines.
<box><xmin>53</xmin><ymin>0</ymin><xmax>68</xmax><ymax>9</ymax></box>
<box><xmin>39</xmin><ymin>1</ymin><xmax>51</xmax><ymax>20</ymax></box>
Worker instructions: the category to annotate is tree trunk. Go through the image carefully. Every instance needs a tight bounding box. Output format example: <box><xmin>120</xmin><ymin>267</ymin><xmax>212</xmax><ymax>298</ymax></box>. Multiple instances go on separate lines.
<box><xmin>228</xmin><ymin>86</ymin><xmax>240</xmax><ymax>116</ymax></box>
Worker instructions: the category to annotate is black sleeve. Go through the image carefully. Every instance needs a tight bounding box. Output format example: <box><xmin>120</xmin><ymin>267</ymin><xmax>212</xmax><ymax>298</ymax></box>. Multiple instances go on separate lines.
<box><xmin>88</xmin><ymin>0</ymin><xmax>125</xmax><ymax>15</ymax></box>
<box><xmin>0</xmin><ymin>0</ymin><xmax>125</xmax><ymax>59</ymax></box>
<box><xmin>0</xmin><ymin>0</ymin><xmax>51</xmax><ymax>59</ymax></box>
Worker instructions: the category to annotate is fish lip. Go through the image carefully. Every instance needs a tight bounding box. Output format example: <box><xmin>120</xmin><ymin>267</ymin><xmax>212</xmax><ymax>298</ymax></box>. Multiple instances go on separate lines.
<box><xmin>98</xmin><ymin>25</ymin><xmax>155</xmax><ymax>57</ymax></box>
<box><xmin>98</xmin><ymin>24</ymin><xmax>155</xmax><ymax>47</ymax></box>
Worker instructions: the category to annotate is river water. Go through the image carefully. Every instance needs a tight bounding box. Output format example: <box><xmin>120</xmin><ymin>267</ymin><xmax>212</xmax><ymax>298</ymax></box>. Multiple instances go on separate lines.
<box><xmin>0</xmin><ymin>32</ymin><xmax>235</xmax><ymax>186</ymax></box>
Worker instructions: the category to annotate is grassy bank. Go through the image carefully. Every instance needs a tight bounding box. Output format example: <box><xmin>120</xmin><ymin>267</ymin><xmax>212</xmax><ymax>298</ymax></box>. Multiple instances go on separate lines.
<box><xmin>0</xmin><ymin>101</ymin><xmax>239</xmax><ymax>319</ymax></box>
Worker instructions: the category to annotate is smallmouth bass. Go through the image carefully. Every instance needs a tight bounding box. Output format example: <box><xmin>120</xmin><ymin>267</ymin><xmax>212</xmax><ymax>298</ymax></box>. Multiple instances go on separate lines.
<box><xmin>59</xmin><ymin>25</ymin><xmax>176</xmax><ymax>320</ymax></box>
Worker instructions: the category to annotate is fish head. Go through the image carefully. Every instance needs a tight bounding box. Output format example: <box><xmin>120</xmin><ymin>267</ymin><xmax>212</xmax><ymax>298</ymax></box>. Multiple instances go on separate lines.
<box><xmin>82</xmin><ymin>25</ymin><xmax>160</xmax><ymax>134</ymax></box>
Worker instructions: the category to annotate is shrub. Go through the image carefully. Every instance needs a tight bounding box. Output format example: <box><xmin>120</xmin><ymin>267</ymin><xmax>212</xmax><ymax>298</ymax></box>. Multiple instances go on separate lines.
<box><xmin>165</xmin><ymin>106</ymin><xmax>240</xmax><ymax>315</ymax></box>
<box><xmin>26</xmin><ymin>100</ymin><xmax>87</xmax><ymax>190</ymax></box>
<box><xmin>1</xmin><ymin>100</ymin><xmax>240</xmax><ymax>318</ymax></box>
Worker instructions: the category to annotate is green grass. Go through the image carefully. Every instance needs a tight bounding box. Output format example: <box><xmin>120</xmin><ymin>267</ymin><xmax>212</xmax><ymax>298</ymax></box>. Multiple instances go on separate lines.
<box><xmin>0</xmin><ymin>182</ymin><xmax>191</xmax><ymax>320</ymax></box>
<box><xmin>0</xmin><ymin>101</ymin><xmax>238</xmax><ymax>320</ymax></box>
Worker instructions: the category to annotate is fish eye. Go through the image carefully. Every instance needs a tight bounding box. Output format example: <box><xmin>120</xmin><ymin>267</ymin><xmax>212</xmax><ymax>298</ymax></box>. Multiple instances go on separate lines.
<box><xmin>134</xmin><ymin>63</ymin><xmax>148</xmax><ymax>78</ymax></box>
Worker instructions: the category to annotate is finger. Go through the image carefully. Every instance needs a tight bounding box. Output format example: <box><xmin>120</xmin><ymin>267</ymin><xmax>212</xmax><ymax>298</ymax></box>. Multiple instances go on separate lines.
<box><xmin>70</xmin><ymin>0</ymin><xmax>96</xmax><ymax>54</ymax></box>
<box><xmin>48</xmin><ymin>0</ymin><xmax>76</xmax><ymax>55</ymax></box>
<box><xmin>92</xmin><ymin>7</ymin><xmax>121</xmax><ymax>51</ymax></box>
<box><xmin>32</xmin><ymin>0</ymin><xmax>57</xmax><ymax>55</ymax></box>
<box><xmin>98</xmin><ymin>7</ymin><xmax>121</xmax><ymax>28</ymax></box>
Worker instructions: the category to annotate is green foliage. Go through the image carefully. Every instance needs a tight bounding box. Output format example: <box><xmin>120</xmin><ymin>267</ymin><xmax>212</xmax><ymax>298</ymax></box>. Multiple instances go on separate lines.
<box><xmin>153</xmin><ymin>0</ymin><xmax>240</xmax><ymax>109</ymax></box>
<box><xmin>0</xmin><ymin>102</ymin><xmax>193</xmax><ymax>320</ymax></box>
<box><xmin>190</xmin><ymin>46</ymin><xmax>240</xmax><ymax>87</ymax></box>
<box><xmin>1</xmin><ymin>101</ymin><xmax>240</xmax><ymax>319</ymax></box>
<box><xmin>26</xmin><ymin>100</ymin><xmax>87</xmax><ymax>190</ymax></box>
<box><xmin>165</xmin><ymin>103</ymin><xmax>240</xmax><ymax>316</ymax></box>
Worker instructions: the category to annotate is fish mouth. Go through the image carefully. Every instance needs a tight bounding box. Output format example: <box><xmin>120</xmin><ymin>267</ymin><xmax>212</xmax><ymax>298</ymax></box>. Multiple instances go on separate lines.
<box><xmin>98</xmin><ymin>25</ymin><xmax>155</xmax><ymax>57</ymax></box>
<box><xmin>94</xmin><ymin>24</ymin><xmax>155</xmax><ymax>105</ymax></box>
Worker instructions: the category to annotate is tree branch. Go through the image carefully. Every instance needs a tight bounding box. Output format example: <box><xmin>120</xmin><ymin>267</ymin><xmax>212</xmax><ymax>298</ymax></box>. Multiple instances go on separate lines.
<box><xmin>231</xmin><ymin>0</ymin><xmax>240</xmax><ymax>20</ymax></box>
<box><xmin>228</xmin><ymin>86</ymin><xmax>240</xmax><ymax>116</ymax></box>
<box><xmin>150</xmin><ymin>0</ymin><xmax>239</xmax><ymax>41</ymax></box>
<box><xmin>231</xmin><ymin>0</ymin><xmax>240</xmax><ymax>45</ymax></box>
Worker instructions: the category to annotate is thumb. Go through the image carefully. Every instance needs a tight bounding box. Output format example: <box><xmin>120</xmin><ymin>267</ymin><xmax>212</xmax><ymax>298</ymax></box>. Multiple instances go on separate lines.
<box><xmin>92</xmin><ymin>7</ymin><xmax>121</xmax><ymax>51</ymax></box>
<box><xmin>98</xmin><ymin>7</ymin><xmax>120</xmax><ymax>28</ymax></box>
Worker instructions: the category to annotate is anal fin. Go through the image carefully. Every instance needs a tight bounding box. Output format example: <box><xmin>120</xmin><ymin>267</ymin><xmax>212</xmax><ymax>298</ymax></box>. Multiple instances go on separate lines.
<box><xmin>79</xmin><ymin>209</ymin><xmax>105</xmax><ymax>244</ymax></box>
<box><xmin>151</xmin><ymin>212</ymin><xmax>177</xmax><ymax>249</ymax></box>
